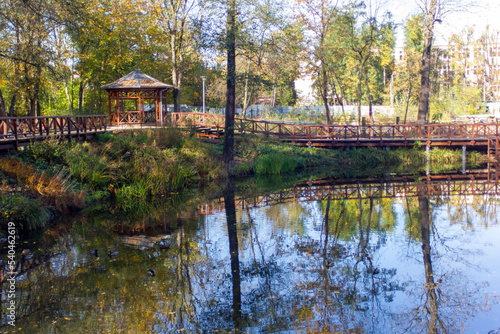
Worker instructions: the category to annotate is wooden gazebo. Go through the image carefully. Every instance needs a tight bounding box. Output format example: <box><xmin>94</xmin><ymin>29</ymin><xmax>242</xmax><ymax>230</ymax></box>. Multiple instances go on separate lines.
<box><xmin>101</xmin><ymin>69</ymin><xmax>178</xmax><ymax>125</ymax></box>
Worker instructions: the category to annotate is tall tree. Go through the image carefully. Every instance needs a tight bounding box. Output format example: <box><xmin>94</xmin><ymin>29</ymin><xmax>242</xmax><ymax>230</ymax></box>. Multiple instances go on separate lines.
<box><xmin>223</xmin><ymin>0</ymin><xmax>237</xmax><ymax>172</ymax></box>
<box><xmin>394</xmin><ymin>15</ymin><xmax>424</xmax><ymax>123</ymax></box>
<box><xmin>416</xmin><ymin>0</ymin><xmax>474</xmax><ymax>123</ymax></box>
<box><xmin>295</xmin><ymin>0</ymin><xmax>341</xmax><ymax>124</ymax></box>
<box><xmin>416</xmin><ymin>0</ymin><xmax>440</xmax><ymax>123</ymax></box>
<box><xmin>153</xmin><ymin>0</ymin><xmax>197</xmax><ymax>113</ymax></box>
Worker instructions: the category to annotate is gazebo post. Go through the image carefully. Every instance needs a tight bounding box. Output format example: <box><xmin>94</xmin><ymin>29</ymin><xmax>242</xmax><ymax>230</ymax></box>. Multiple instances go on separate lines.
<box><xmin>115</xmin><ymin>92</ymin><xmax>120</xmax><ymax>125</ymax></box>
<box><xmin>155</xmin><ymin>98</ymin><xmax>158</xmax><ymax>123</ymax></box>
<box><xmin>138</xmin><ymin>92</ymin><xmax>142</xmax><ymax>123</ymax></box>
<box><xmin>108</xmin><ymin>92</ymin><xmax>112</xmax><ymax>124</ymax></box>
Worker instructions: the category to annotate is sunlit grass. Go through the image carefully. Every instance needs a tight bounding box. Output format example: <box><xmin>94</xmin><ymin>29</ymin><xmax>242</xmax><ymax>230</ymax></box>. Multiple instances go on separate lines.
<box><xmin>0</xmin><ymin>126</ymin><xmax>485</xmax><ymax>231</ymax></box>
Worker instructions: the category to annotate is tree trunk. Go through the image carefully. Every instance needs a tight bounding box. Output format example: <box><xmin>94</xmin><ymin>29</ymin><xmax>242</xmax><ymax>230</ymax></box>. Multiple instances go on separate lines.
<box><xmin>332</xmin><ymin>74</ymin><xmax>348</xmax><ymax>123</ymax></box>
<box><xmin>242</xmin><ymin>78</ymin><xmax>249</xmax><ymax>119</ymax></box>
<box><xmin>173</xmin><ymin>89</ymin><xmax>180</xmax><ymax>113</ymax></box>
<box><xmin>404</xmin><ymin>82</ymin><xmax>413</xmax><ymax>124</ymax></box>
<box><xmin>357</xmin><ymin>67</ymin><xmax>363</xmax><ymax>124</ymax></box>
<box><xmin>78</xmin><ymin>79</ymin><xmax>87</xmax><ymax>113</ymax></box>
<box><xmin>31</xmin><ymin>67</ymin><xmax>41</xmax><ymax>117</ymax></box>
<box><xmin>64</xmin><ymin>80</ymin><xmax>73</xmax><ymax>114</ymax></box>
<box><xmin>418</xmin><ymin>196</ymin><xmax>440</xmax><ymax>332</ymax></box>
<box><xmin>417</xmin><ymin>39</ymin><xmax>432</xmax><ymax>124</ymax></box>
<box><xmin>0</xmin><ymin>89</ymin><xmax>6</xmax><ymax>117</ymax></box>
<box><xmin>223</xmin><ymin>0</ymin><xmax>237</xmax><ymax>173</ymax></box>
<box><xmin>8</xmin><ymin>95</ymin><xmax>17</xmax><ymax>117</ymax></box>
<box><xmin>363</xmin><ymin>65</ymin><xmax>373</xmax><ymax>123</ymax></box>
<box><xmin>224</xmin><ymin>178</ymin><xmax>242</xmax><ymax>331</ymax></box>
<box><xmin>272</xmin><ymin>85</ymin><xmax>277</xmax><ymax>108</ymax></box>
<box><xmin>321</xmin><ymin>67</ymin><xmax>331</xmax><ymax>124</ymax></box>
<box><xmin>417</xmin><ymin>0</ymin><xmax>438</xmax><ymax>124</ymax></box>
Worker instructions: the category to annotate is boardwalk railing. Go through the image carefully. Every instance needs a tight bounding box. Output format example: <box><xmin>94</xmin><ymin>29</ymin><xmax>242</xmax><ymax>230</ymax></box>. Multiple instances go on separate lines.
<box><xmin>172</xmin><ymin>112</ymin><xmax>500</xmax><ymax>147</ymax></box>
<box><xmin>199</xmin><ymin>173</ymin><xmax>499</xmax><ymax>215</ymax></box>
<box><xmin>0</xmin><ymin>115</ymin><xmax>107</xmax><ymax>148</ymax></box>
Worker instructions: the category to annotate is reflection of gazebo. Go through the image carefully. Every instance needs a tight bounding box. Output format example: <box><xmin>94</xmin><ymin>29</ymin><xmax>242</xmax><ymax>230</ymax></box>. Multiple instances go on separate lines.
<box><xmin>101</xmin><ymin>69</ymin><xmax>178</xmax><ymax>125</ymax></box>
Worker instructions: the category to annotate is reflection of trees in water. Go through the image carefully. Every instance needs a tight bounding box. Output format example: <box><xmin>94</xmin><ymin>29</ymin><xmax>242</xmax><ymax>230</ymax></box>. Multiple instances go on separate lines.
<box><xmin>396</xmin><ymin>196</ymin><xmax>497</xmax><ymax>334</ymax></box>
<box><xmin>7</xmin><ymin>186</ymin><xmax>500</xmax><ymax>333</ymax></box>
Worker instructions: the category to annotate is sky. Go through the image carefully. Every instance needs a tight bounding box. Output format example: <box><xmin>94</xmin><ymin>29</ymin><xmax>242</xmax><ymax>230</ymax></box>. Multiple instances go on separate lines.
<box><xmin>384</xmin><ymin>0</ymin><xmax>500</xmax><ymax>46</ymax></box>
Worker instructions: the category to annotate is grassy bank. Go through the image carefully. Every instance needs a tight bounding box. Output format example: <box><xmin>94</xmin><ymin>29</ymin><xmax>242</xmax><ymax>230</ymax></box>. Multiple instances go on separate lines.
<box><xmin>0</xmin><ymin>127</ymin><xmax>483</xmax><ymax>234</ymax></box>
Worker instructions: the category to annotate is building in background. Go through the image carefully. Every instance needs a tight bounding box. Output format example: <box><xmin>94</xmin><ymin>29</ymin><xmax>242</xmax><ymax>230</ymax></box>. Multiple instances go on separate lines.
<box><xmin>394</xmin><ymin>40</ymin><xmax>500</xmax><ymax>101</ymax></box>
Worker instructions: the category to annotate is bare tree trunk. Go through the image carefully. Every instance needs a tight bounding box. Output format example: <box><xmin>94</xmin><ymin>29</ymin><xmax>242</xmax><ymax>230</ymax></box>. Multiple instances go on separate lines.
<box><xmin>64</xmin><ymin>80</ymin><xmax>73</xmax><ymax>114</ymax></box>
<box><xmin>272</xmin><ymin>85</ymin><xmax>277</xmax><ymax>108</ymax></box>
<box><xmin>224</xmin><ymin>179</ymin><xmax>242</xmax><ymax>331</ymax></box>
<box><xmin>173</xmin><ymin>89</ymin><xmax>180</xmax><ymax>114</ymax></box>
<box><xmin>363</xmin><ymin>65</ymin><xmax>373</xmax><ymax>123</ymax></box>
<box><xmin>242</xmin><ymin>78</ymin><xmax>249</xmax><ymax>119</ymax></box>
<box><xmin>418</xmin><ymin>196</ymin><xmax>441</xmax><ymax>332</ymax></box>
<box><xmin>357</xmin><ymin>67</ymin><xmax>363</xmax><ymax>124</ymax></box>
<box><xmin>404</xmin><ymin>82</ymin><xmax>413</xmax><ymax>124</ymax></box>
<box><xmin>223</xmin><ymin>0</ymin><xmax>237</xmax><ymax>173</ymax></box>
<box><xmin>8</xmin><ymin>95</ymin><xmax>17</xmax><ymax>117</ymax></box>
<box><xmin>78</xmin><ymin>79</ymin><xmax>87</xmax><ymax>113</ymax></box>
<box><xmin>417</xmin><ymin>0</ymin><xmax>438</xmax><ymax>124</ymax></box>
<box><xmin>332</xmin><ymin>74</ymin><xmax>348</xmax><ymax>123</ymax></box>
<box><xmin>31</xmin><ymin>66</ymin><xmax>41</xmax><ymax>117</ymax></box>
<box><xmin>321</xmin><ymin>67</ymin><xmax>331</xmax><ymax>124</ymax></box>
<box><xmin>0</xmin><ymin>89</ymin><xmax>6</xmax><ymax>117</ymax></box>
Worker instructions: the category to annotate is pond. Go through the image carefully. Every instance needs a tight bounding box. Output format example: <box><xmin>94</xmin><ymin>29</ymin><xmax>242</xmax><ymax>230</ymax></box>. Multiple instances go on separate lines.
<box><xmin>2</xmin><ymin>173</ymin><xmax>500</xmax><ymax>333</ymax></box>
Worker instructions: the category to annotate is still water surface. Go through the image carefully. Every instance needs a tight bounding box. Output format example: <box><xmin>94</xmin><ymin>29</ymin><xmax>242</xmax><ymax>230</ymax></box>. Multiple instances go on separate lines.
<box><xmin>3</xmin><ymin>175</ymin><xmax>500</xmax><ymax>333</ymax></box>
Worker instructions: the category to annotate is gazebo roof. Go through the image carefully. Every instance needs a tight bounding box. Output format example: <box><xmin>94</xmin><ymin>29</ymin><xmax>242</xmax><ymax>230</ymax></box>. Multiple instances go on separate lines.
<box><xmin>101</xmin><ymin>69</ymin><xmax>175</xmax><ymax>90</ymax></box>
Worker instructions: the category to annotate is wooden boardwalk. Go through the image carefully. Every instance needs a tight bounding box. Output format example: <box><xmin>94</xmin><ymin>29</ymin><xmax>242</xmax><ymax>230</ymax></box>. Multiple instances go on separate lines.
<box><xmin>2</xmin><ymin>112</ymin><xmax>500</xmax><ymax>159</ymax></box>
<box><xmin>199</xmin><ymin>172</ymin><xmax>500</xmax><ymax>215</ymax></box>
<box><xmin>172</xmin><ymin>112</ymin><xmax>500</xmax><ymax>150</ymax></box>
<box><xmin>0</xmin><ymin>115</ymin><xmax>107</xmax><ymax>150</ymax></box>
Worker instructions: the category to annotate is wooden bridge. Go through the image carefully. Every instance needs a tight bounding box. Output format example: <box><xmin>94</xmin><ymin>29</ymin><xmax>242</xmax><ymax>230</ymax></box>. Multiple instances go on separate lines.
<box><xmin>199</xmin><ymin>172</ymin><xmax>500</xmax><ymax>215</ymax></box>
<box><xmin>3</xmin><ymin>112</ymin><xmax>500</xmax><ymax>158</ymax></box>
<box><xmin>172</xmin><ymin>112</ymin><xmax>500</xmax><ymax>152</ymax></box>
<box><xmin>0</xmin><ymin>115</ymin><xmax>107</xmax><ymax>150</ymax></box>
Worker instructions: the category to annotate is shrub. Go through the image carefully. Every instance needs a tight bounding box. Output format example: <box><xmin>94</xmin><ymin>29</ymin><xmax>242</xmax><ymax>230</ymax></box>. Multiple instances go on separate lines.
<box><xmin>0</xmin><ymin>194</ymin><xmax>50</xmax><ymax>231</ymax></box>
<box><xmin>0</xmin><ymin>158</ymin><xmax>86</xmax><ymax>212</ymax></box>
<box><xmin>24</xmin><ymin>139</ymin><xmax>67</xmax><ymax>165</ymax></box>
<box><xmin>255</xmin><ymin>152</ymin><xmax>298</xmax><ymax>175</ymax></box>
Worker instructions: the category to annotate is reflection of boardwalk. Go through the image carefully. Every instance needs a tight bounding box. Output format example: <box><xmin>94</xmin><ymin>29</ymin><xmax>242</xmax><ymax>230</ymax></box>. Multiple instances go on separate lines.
<box><xmin>0</xmin><ymin>115</ymin><xmax>107</xmax><ymax>150</ymax></box>
<box><xmin>200</xmin><ymin>173</ymin><xmax>500</xmax><ymax>215</ymax></box>
<box><xmin>172</xmin><ymin>112</ymin><xmax>500</xmax><ymax>150</ymax></box>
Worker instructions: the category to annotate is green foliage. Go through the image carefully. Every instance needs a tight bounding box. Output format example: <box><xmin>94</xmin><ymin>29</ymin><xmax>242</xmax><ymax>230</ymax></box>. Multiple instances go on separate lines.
<box><xmin>0</xmin><ymin>194</ymin><xmax>50</xmax><ymax>231</ymax></box>
<box><xmin>255</xmin><ymin>152</ymin><xmax>298</xmax><ymax>175</ymax></box>
<box><xmin>66</xmin><ymin>145</ymin><xmax>112</xmax><ymax>189</ymax></box>
<box><xmin>404</xmin><ymin>15</ymin><xmax>424</xmax><ymax>53</ymax></box>
<box><xmin>0</xmin><ymin>127</ymin><xmax>226</xmax><ymax>230</ymax></box>
<box><xmin>430</xmin><ymin>85</ymin><xmax>485</xmax><ymax>121</ymax></box>
<box><xmin>25</xmin><ymin>139</ymin><xmax>67</xmax><ymax>166</ymax></box>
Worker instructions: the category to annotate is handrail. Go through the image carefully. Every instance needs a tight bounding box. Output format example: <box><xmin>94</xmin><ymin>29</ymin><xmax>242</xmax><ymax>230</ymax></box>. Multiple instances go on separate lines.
<box><xmin>198</xmin><ymin>173</ymin><xmax>500</xmax><ymax>215</ymax></box>
<box><xmin>171</xmin><ymin>112</ymin><xmax>500</xmax><ymax>144</ymax></box>
<box><xmin>0</xmin><ymin>115</ymin><xmax>107</xmax><ymax>142</ymax></box>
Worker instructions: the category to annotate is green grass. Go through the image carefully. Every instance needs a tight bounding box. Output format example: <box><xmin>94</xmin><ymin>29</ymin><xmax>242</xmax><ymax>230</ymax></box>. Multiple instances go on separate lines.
<box><xmin>0</xmin><ymin>127</ymin><xmax>485</xmax><ymax>231</ymax></box>
<box><xmin>0</xmin><ymin>194</ymin><xmax>51</xmax><ymax>232</ymax></box>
